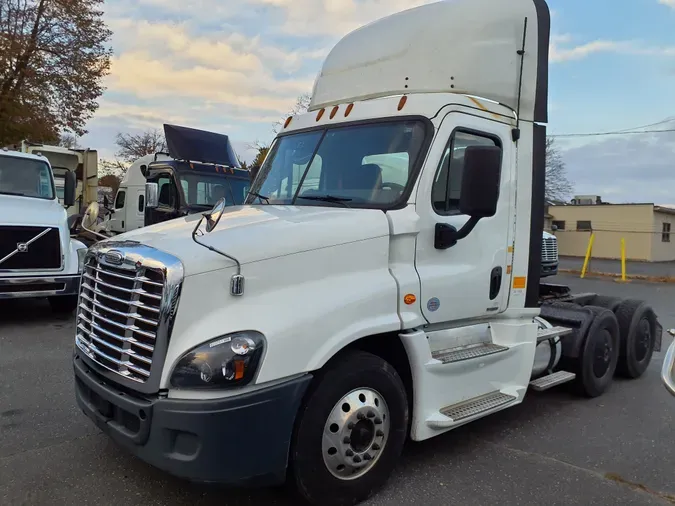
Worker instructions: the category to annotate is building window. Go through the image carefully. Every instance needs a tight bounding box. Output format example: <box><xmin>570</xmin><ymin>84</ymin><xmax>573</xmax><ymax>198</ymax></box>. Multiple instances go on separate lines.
<box><xmin>432</xmin><ymin>130</ymin><xmax>502</xmax><ymax>215</ymax></box>
<box><xmin>552</xmin><ymin>220</ymin><xmax>565</xmax><ymax>231</ymax></box>
<box><xmin>663</xmin><ymin>222</ymin><xmax>671</xmax><ymax>243</ymax></box>
<box><xmin>576</xmin><ymin>220</ymin><xmax>592</xmax><ymax>231</ymax></box>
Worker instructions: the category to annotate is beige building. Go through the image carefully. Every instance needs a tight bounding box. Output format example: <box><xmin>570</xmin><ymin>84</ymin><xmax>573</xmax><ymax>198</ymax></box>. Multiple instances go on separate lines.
<box><xmin>546</xmin><ymin>202</ymin><xmax>675</xmax><ymax>262</ymax></box>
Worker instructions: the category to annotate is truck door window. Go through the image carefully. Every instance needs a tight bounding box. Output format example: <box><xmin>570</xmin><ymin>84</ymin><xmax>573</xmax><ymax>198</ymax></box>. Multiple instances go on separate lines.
<box><xmin>114</xmin><ymin>190</ymin><xmax>126</xmax><ymax>209</ymax></box>
<box><xmin>157</xmin><ymin>176</ymin><xmax>177</xmax><ymax>207</ymax></box>
<box><xmin>138</xmin><ymin>194</ymin><xmax>145</xmax><ymax>212</ymax></box>
<box><xmin>432</xmin><ymin>130</ymin><xmax>501</xmax><ymax>215</ymax></box>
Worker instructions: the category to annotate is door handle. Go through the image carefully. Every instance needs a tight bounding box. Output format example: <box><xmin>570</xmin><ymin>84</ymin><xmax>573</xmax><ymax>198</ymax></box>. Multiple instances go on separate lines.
<box><xmin>489</xmin><ymin>266</ymin><xmax>502</xmax><ymax>300</ymax></box>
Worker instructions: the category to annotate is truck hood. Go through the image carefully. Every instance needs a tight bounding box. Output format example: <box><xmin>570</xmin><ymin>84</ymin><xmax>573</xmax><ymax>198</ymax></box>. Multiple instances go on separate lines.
<box><xmin>0</xmin><ymin>194</ymin><xmax>66</xmax><ymax>227</ymax></box>
<box><xmin>110</xmin><ymin>205</ymin><xmax>392</xmax><ymax>276</ymax></box>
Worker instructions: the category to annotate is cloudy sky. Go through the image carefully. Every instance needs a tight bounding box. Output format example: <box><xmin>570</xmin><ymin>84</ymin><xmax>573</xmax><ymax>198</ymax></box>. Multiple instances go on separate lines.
<box><xmin>79</xmin><ymin>0</ymin><xmax>675</xmax><ymax>204</ymax></box>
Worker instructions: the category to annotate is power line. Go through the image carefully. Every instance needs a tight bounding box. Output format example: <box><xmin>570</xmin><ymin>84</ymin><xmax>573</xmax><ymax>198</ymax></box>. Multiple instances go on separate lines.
<box><xmin>549</xmin><ymin>128</ymin><xmax>675</xmax><ymax>138</ymax></box>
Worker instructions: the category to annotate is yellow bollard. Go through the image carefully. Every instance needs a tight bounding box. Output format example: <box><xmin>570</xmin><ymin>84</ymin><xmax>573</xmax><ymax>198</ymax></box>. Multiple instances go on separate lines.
<box><xmin>615</xmin><ymin>237</ymin><xmax>631</xmax><ymax>283</ymax></box>
<box><xmin>581</xmin><ymin>233</ymin><xmax>595</xmax><ymax>279</ymax></box>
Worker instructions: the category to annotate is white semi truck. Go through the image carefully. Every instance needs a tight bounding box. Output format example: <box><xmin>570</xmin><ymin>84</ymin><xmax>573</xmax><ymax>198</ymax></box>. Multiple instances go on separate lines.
<box><xmin>72</xmin><ymin>1</ymin><xmax>664</xmax><ymax>504</ymax></box>
<box><xmin>0</xmin><ymin>148</ymin><xmax>88</xmax><ymax>312</ymax></box>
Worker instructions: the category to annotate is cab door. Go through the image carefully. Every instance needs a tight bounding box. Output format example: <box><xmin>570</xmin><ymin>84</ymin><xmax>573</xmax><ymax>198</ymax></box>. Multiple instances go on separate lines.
<box><xmin>145</xmin><ymin>172</ymin><xmax>182</xmax><ymax>226</ymax></box>
<box><xmin>109</xmin><ymin>187</ymin><xmax>127</xmax><ymax>233</ymax></box>
<box><xmin>414</xmin><ymin>112</ymin><xmax>514</xmax><ymax>324</ymax></box>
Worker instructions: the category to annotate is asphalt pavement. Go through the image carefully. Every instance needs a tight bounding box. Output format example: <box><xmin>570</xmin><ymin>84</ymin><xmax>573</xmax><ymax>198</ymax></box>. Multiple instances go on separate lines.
<box><xmin>1</xmin><ymin>274</ymin><xmax>673</xmax><ymax>506</ymax></box>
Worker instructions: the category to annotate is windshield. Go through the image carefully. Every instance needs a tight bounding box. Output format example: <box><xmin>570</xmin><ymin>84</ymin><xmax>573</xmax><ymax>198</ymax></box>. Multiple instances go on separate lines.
<box><xmin>247</xmin><ymin>120</ymin><xmax>428</xmax><ymax>208</ymax></box>
<box><xmin>0</xmin><ymin>154</ymin><xmax>55</xmax><ymax>200</ymax></box>
<box><xmin>178</xmin><ymin>172</ymin><xmax>250</xmax><ymax>207</ymax></box>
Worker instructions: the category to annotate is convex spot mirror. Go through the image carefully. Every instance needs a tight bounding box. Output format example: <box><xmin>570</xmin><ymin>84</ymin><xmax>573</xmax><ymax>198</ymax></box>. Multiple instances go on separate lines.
<box><xmin>82</xmin><ymin>202</ymin><xmax>100</xmax><ymax>230</ymax></box>
<box><xmin>458</xmin><ymin>145</ymin><xmax>502</xmax><ymax>219</ymax></box>
<box><xmin>205</xmin><ymin>198</ymin><xmax>227</xmax><ymax>233</ymax></box>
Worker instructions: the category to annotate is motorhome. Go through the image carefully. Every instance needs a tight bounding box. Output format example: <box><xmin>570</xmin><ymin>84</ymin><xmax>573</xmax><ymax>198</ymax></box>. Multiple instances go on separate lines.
<box><xmin>72</xmin><ymin>1</ymin><xmax>663</xmax><ymax>504</ymax></box>
<box><xmin>0</xmin><ymin>148</ymin><xmax>87</xmax><ymax>312</ymax></box>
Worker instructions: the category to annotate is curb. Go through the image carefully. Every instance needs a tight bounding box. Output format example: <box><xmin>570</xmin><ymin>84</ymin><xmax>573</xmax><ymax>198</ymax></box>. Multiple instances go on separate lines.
<box><xmin>559</xmin><ymin>269</ymin><xmax>675</xmax><ymax>284</ymax></box>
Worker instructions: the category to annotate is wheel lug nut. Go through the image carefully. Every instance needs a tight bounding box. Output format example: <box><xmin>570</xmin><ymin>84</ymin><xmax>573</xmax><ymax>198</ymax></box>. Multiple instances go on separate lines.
<box><xmin>357</xmin><ymin>413</ymin><xmax>365</xmax><ymax>420</ymax></box>
<box><xmin>372</xmin><ymin>443</ymin><xmax>381</xmax><ymax>450</ymax></box>
<box><xmin>376</xmin><ymin>430</ymin><xmax>384</xmax><ymax>437</ymax></box>
<box><xmin>367</xmin><ymin>411</ymin><xmax>375</xmax><ymax>418</ymax></box>
<box><xmin>347</xmin><ymin>422</ymin><xmax>355</xmax><ymax>429</ymax></box>
<box><xmin>374</xmin><ymin>417</ymin><xmax>382</xmax><ymax>425</ymax></box>
<box><xmin>343</xmin><ymin>436</ymin><xmax>351</xmax><ymax>444</ymax></box>
<box><xmin>353</xmin><ymin>455</ymin><xmax>362</xmax><ymax>463</ymax></box>
<box><xmin>346</xmin><ymin>449</ymin><xmax>354</xmax><ymax>457</ymax></box>
<box><xmin>363</xmin><ymin>453</ymin><xmax>372</xmax><ymax>461</ymax></box>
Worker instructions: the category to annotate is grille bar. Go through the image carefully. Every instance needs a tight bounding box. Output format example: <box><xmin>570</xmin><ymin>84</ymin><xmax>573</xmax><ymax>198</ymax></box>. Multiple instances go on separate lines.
<box><xmin>79</xmin><ymin>292</ymin><xmax>159</xmax><ymax>326</ymax></box>
<box><xmin>79</xmin><ymin>303</ymin><xmax>157</xmax><ymax>339</ymax></box>
<box><xmin>76</xmin><ymin>255</ymin><xmax>165</xmax><ymax>383</ymax></box>
<box><xmin>82</xmin><ymin>272</ymin><xmax>162</xmax><ymax>300</ymax></box>
<box><xmin>80</xmin><ymin>282</ymin><xmax>161</xmax><ymax>313</ymax></box>
<box><xmin>542</xmin><ymin>237</ymin><xmax>558</xmax><ymax>262</ymax></box>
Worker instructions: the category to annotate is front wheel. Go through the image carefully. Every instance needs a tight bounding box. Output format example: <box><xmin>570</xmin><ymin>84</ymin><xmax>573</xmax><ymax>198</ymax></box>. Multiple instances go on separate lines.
<box><xmin>289</xmin><ymin>350</ymin><xmax>409</xmax><ymax>506</ymax></box>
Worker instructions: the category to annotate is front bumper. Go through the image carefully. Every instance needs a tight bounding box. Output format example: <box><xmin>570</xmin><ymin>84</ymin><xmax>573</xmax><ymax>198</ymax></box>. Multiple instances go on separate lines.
<box><xmin>0</xmin><ymin>274</ymin><xmax>80</xmax><ymax>299</ymax></box>
<box><xmin>541</xmin><ymin>261</ymin><xmax>559</xmax><ymax>277</ymax></box>
<box><xmin>73</xmin><ymin>352</ymin><xmax>312</xmax><ymax>485</ymax></box>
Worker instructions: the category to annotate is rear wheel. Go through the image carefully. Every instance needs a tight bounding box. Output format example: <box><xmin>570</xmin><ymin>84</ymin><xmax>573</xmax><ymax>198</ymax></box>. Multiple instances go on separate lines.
<box><xmin>614</xmin><ymin>300</ymin><xmax>657</xmax><ymax>379</ymax></box>
<box><xmin>48</xmin><ymin>295</ymin><xmax>78</xmax><ymax>314</ymax></box>
<box><xmin>289</xmin><ymin>350</ymin><xmax>408</xmax><ymax>506</ymax></box>
<box><xmin>575</xmin><ymin>307</ymin><xmax>620</xmax><ymax>398</ymax></box>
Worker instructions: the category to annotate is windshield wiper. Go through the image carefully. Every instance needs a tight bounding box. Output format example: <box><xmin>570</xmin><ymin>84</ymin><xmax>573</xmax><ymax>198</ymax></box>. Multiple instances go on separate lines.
<box><xmin>297</xmin><ymin>195</ymin><xmax>352</xmax><ymax>208</ymax></box>
<box><xmin>248</xmin><ymin>191</ymin><xmax>270</xmax><ymax>204</ymax></box>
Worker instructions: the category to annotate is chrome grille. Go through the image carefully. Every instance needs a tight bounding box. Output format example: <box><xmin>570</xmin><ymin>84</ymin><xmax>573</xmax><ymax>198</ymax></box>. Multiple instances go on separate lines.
<box><xmin>542</xmin><ymin>237</ymin><xmax>558</xmax><ymax>263</ymax></box>
<box><xmin>75</xmin><ymin>256</ymin><xmax>165</xmax><ymax>383</ymax></box>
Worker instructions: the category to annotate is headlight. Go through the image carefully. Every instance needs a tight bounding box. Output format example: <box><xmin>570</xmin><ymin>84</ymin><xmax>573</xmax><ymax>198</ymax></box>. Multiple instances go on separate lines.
<box><xmin>170</xmin><ymin>331</ymin><xmax>265</xmax><ymax>389</ymax></box>
<box><xmin>77</xmin><ymin>247</ymin><xmax>88</xmax><ymax>273</ymax></box>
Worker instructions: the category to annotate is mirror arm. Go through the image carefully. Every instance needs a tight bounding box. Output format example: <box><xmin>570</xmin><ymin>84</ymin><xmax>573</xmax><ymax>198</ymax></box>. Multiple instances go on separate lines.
<box><xmin>455</xmin><ymin>216</ymin><xmax>481</xmax><ymax>241</ymax></box>
<box><xmin>191</xmin><ymin>215</ymin><xmax>242</xmax><ymax>275</ymax></box>
<box><xmin>81</xmin><ymin>220</ymin><xmax>110</xmax><ymax>241</ymax></box>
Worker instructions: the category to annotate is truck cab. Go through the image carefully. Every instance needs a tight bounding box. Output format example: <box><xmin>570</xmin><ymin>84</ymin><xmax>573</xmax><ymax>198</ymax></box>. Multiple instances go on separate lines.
<box><xmin>0</xmin><ymin>149</ymin><xmax>87</xmax><ymax>312</ymax></box>
<box><xmin>107</xmin><ymin>125</ymin><xmax>251</xmax><ymax>233</ymax></box>
<box><xmin>72</xmin><ymin>1</ymin><xmax>663</xmax><ymax>504</ymax></box>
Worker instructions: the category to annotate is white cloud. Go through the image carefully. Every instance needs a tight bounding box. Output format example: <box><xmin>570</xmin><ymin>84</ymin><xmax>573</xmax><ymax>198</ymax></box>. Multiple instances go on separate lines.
<box><xmin>659</xmin><ymin>0</ymin><xmax>675</xmax><ymax>7</ymax></box>
<box><xmin>550</xmin><ymin>35</ymin><xmax>675</xmax><ymax>62</ymax></box>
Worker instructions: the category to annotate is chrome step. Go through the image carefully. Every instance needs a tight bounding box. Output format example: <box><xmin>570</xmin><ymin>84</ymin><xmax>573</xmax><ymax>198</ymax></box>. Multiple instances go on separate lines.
<box><xmin>432</xmin><ymin>343</ymin><xmax>509</xmax><ymax>364</ymax></box>
<box><xmin>440</xmin><ymin>391</ymin><xmax>516</xmax><ymax>422</ymax></box>
<box><xmin>529</xmin><ymin>370</ymin><xmax>576</xmax><ymax>391</ymax></box>
<box><xmin>537</xmin><ymin>326</ymin><xmax>573</xmax><ymax>342</ymax></box>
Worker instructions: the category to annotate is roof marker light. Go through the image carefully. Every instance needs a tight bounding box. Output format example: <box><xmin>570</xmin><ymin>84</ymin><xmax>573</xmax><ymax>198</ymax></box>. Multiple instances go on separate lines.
<box><xmin>284</xmin><ymin>116</ymin><xmax>293</xmax><ymax>129</ymax></box>
<box><xmin>397</xmin><ymin>96</ymin><xmax>408</xmax><ymax>111</ymax></box>
<box><xmin>345</xmin><ymin>103</ymin><xmax>354</xmax><ymax>117</ymax></box>
<box><xmin>316</xmin><ymin>108</ymin><xmax>325</xmax><ymax>121</ymax></box>
<box><xmin>330</xmin><ymin>106</ymin><xmax>339</xmax><ymax>119</ymax></box>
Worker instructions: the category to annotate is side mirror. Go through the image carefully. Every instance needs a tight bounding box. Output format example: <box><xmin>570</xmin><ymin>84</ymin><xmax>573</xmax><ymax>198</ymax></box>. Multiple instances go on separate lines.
<box><xmin>145</xmin><ymin>182</ymin><xmax>159</xmax><ymax>209</ymax></box>
<box><xmin>63</xmin><ymin>171</ymin><xmax>77</xmax><ymax>207</ymax></box>
<box><xmin>552</xmin><ymin>224</ymin><xmax>558</xmax><ymax>232</ymax></box>
<box><xmin>205</xmin><ymin>198</ymin><xmax>227</xmax><ymax>233</ymax></box>
<box><xmin>435</xmin><ymin>145</ymin><xmax>502</xmax><ymax>250</ymax></box>
<box><xmin>458</xmin><ymin>145</ymin><xmax>502</xmax><ymax>218</ymax></box>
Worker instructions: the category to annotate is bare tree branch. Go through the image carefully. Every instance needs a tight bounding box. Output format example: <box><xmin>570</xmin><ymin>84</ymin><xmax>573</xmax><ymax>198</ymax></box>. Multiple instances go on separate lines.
<box><xmin>114</xmin><ymin>129</ymin><xmax>167</xmax><ymax>163</ymax></box>
<box><xmin>545</xmin><ymin>137</ymin><xmax>574</xmax><ymax>203</ymax></box>
<box><xmin>272</xmin><ymin>93</ymin><xmax>311</xmax><ymax>134</ymax></box>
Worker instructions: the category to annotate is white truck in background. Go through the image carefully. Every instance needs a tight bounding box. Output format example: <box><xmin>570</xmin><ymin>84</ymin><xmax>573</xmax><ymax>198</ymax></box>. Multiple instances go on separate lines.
<box><xmin>12</xmin><ymin>141</ymin><xmax>99</xmax><ymax>216</ymax></box>
<box><xmin>72</xmin><ymin>1</ymin><xmax>664</xmax><ymax>504</ymax></box>
<box><xmin>0</xmin><ymin>148</ymin><xmax>87</xmax><ymax>312</ymax></box>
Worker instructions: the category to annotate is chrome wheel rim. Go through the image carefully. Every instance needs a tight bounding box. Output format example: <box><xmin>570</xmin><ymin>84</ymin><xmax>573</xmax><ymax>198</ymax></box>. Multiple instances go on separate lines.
<box><xmin>322</xmin><ymin>388</ymin><xmax>390</xmax><ymax>480</ymax></box>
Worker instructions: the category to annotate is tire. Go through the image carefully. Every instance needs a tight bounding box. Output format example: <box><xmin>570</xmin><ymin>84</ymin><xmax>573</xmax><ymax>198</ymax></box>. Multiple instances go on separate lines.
<box><xmin>589</xmin><ymin>295</ymin><xmax>622</xmax><ymax>312</ymax></box>
<box><xmin>289</xmin><ymin>350</ymin><xmax>409</xmax><ymax>506</ymax></box>
<box><xmin>48</xmin><ymin>295</ymin><xmax>78</xmax><ymax>314</ymax></box>
<box><xmin>614</xmin><ymin>300</ymin><xmax>657</xmax><ymax>379</ymax></box>
<box><xmin>574</xmin><ymin>307</ymin><xmax>620</xmax><ymax>398</ymax></box>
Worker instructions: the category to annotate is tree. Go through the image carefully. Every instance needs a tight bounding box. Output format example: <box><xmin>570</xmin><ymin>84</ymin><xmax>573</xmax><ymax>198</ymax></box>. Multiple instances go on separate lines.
<box><xmin>114</xmin><ymin>129</ymin><xmax>167</xmax><ymax>163</ymax></box>
<box><xmin>247</xmin><ymin>140</ymin><xmax>270</xmax><ymax>181</ymax></box>
<box><xmin>58</xmin><ymin>133</ymin><xmax>80</xmax><ymax>149</ymax></box>
<box><xmin>545</xmin><ymin>137</ymin><xmax>574</xmax><ymax>203</ymax></box>
<box><xmin>273</xmin><ymin>93</ymin><xmax>311</xmax><ymax>133</ymax></box>
<box><xmin>99</xmin><ymin>174</ymin><xmax>121</xmax><ymax>194</ymax></box>
<box><xmin>0</xmin><ymin>0</ymin><xmax>113</xmax><ymax>146</ymax></box>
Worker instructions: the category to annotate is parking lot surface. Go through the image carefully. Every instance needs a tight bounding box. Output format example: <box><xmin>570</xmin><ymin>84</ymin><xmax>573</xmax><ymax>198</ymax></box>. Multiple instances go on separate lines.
<box><xmin>1</xmin><ymin>274</ymin><xmax>673</xmax><ymax>505</ymax></box>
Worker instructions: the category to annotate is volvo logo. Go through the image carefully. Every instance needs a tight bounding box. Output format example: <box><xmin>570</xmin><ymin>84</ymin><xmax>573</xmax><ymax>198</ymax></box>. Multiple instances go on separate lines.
<box><xmin>16</xmin><ymin>242</ymin><xmax>28</xmax><ymax>253</ymax></box>
<box><xmin>103</xmin><ymin>250</ymin><xmax>124</xmax><ymax>266</ymax></box>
